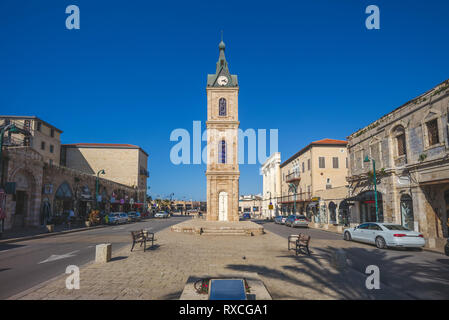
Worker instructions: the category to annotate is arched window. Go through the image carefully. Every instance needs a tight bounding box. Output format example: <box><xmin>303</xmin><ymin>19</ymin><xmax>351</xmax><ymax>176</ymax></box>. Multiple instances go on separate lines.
<box><xmin>219</xmin><ymin>98</ymin><xmax>227</xmax><ymax>116</ymax></box>
<box><xmin>218</xmin><ymin>140</ymin><xmax>226</xmax><ymax>164</ymax></box>
<box><xmin>55</xmin><ymin>182</ymin><xmax>73</xmax><ymax>199</ymax></box>
<box><xmin>400</xmin><ymin>194</ymin><xmax>414</xmax><ymax>230</ymax></box>
<box><xmin>392</xmin><ymin>125</ymin><xmax>407</xmax><ymax>157</ymax></box>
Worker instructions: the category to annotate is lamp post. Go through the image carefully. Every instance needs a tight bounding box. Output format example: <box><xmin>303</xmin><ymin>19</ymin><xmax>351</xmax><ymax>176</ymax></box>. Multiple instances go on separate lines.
<box><xmin>266</xmin><ymin>191</ymin><xmax>272</xmax><ymax>219</ymax></box>
<box><xmin>95</xmin><ymin>169</ymin><xmax>105</xmax><ymax>209</ymax></box>
<box><xmin>364</xmin><ymin>156</ymin><xmax>379</xmax><ymax>222</ymax></box>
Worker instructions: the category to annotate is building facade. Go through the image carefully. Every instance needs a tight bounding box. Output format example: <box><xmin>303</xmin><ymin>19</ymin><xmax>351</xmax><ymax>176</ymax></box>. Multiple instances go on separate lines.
<box><xmin>238</xmin><ymin>194</ymin><xmax>262</xmax><ymax>217</ymax></box>
<box><xmin>61</xmin><ymin>143</ymin><xmax>149</xmax><ymax>204</ymax></box>
<box><xmin>279</xmin><ymin>139</ymin><xmax>349</xmax><ymax>224</ymax></box>
<box><xmin>346</xmin><ymin>79</ymin><xmax>449</xmax><ymax>249</ymax></box>
<box><xmin>260</xmin><ymin>152</ymin><xmax>281</xmax><ymax>218</ymax></box>
<box><xmin>0</xmin><ymin>117</ymin><xmax>149</xmax><ymax>231</ymax></box>
<box><xmin>205</xmin><ymin>40</ymin><xmax>240</xmax><ymax>222</ymax></box>
<box><xmin>0</xmin><ymin>116</ymin><xmax>62</xmax><ymax>165</ymax></box>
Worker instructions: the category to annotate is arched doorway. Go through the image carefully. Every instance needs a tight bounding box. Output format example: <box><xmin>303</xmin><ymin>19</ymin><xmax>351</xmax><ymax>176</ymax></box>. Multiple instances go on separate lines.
<box><xmin>218</xmin><ymin>192</ymin><xmax>228</xmax><ymax>221</ymax></box>
<box><xmin>400</xmin><ymin>194</ymin><xmax>414</xmax><ymax>230</ymax></box>
<box><xmin>12</xmin><ymin>170</ymin><xmax>36</xmax><ymax>229</ymax></box>
<box><xmin>329</xmin><ymin>202</ymin><xmax>337</xmax><ymax>224</ymax></box>
<box><xmin>53</xmin><ymin>182</ymin><xmax>73</xmax><ymax>223</ymax></box>
<box><xmin>338</xmin><ymin>200</ymin><xmax>350</xmax><ymax>226</ymax></box>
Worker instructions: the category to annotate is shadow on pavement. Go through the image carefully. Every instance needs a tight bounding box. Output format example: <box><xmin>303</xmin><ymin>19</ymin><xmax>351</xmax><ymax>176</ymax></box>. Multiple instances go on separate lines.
<box><xmin>0</xmin><ymin>243</ymin><xmax>26</xmax><ymax>252</ymax></box>
<box><xmin>226</xmin><ymin>245</ymin><xmax>449</xmax><ymax>299</ymax></box>
<box><xmin>110</xmin><ymin>256</ymin><xmax>128</xmax><ymax>262</ymax></box>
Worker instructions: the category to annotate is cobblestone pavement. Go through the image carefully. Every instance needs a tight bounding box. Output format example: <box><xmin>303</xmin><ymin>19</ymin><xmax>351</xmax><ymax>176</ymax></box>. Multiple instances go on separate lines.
<box><xmin>12</xmin><ymin>228</ymin><xmax>408</xmax><ymax>300</ymax></box>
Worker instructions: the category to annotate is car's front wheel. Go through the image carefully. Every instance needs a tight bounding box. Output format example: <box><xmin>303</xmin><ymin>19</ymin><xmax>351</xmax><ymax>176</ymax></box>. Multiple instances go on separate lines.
<box><xmin>375</xmin><ymin>236</ymin><xmax>386</xmax><ymax>249</ymax></box>
<box><xmin>344</xmin><ymin>231</ymin><xmax>352</xmax><ymax>241</ymax></box>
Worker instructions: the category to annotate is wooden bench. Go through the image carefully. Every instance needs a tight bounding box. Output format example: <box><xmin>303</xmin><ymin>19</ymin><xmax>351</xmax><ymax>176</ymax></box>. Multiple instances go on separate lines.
<box><xmin>130</xmin><ymin>229</ymin><xmax>155</xmax><ymax>252</ymax></box>
<box><xmin>288</xmin><ymin>233</ymin><xmax>311</xmax><ymax>255</ymax></box>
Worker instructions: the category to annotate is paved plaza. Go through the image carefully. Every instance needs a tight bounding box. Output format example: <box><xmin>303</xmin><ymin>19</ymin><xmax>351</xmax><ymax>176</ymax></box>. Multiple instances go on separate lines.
<box><xmin>11</xmin><ymin>227</ymin><xmax>407</xmax><ymax>300</ymax></box>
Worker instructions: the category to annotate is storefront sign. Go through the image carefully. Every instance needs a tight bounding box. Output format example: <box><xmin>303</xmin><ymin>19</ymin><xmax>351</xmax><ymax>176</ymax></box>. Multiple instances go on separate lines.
<box><xmin>44</xmin><ymin>184</ymin><xmax>53</xmax><ymax>194</ymax></box>
<box><xmin>311</xmin><ymin>197</ymin><xmax>320</xmax><ymax>202</ymax></box>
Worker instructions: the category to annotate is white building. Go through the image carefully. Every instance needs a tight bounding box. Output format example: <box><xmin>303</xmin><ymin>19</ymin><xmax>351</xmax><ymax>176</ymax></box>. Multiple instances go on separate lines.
<box><xmin>260</xmin><ymin>152</ymin><xmax>282</xmax><ymax>218</ymax></box>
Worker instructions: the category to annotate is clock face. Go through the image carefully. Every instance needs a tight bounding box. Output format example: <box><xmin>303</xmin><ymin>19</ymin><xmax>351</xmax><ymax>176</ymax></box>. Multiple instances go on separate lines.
<box><xmin>217</xmin><ymin>76</ymin><xmax>229</xmax><ymax>86</ymax></box>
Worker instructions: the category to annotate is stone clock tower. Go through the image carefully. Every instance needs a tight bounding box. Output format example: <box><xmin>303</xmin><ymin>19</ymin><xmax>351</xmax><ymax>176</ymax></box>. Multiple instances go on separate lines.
<box><xmin>205</xmin><ymin>39</ymin><xmax>240</xmax><ymax>222</ymax></box>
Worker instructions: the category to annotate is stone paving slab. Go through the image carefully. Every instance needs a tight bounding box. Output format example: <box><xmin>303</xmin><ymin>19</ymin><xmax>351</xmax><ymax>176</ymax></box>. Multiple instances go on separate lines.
<box><xmin>171</xmin><ymin>220</ymin><xmax>264</xmax><ymax>235</ymax></box>
<box><xmin>10</xmin><ymin>228</ymin><xmax>406</xmax><ymax>300</ymax></box>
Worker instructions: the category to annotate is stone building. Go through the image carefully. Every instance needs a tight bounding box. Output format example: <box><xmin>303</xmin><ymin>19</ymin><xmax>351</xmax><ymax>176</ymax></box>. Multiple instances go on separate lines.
<box><xmin>61</xmin><ymin>143</ymin><xmax>149</xmax><ymax>204</ymax></box>
<box><xmin>238</xmin><ymin>194</ymin><xmax>262</xmax><ymax>217</ymax></box>
<box><xmin>260</xmin><ymin>152</ymin><xmax>281</xmax><ymax>219</ymax></box>
<box><xmin>279</xmin><ymin>139</ymin><xmax>349</xmax><ymax>224</ymax></box>
<box><xmin>205</xmin><ymin>40</ymin><xmax>240</xmax><ymax>222</ymax></box>
<box><xmin>346</xmin><ymin>79</ymin><xmax>449</xmax><ymax>249</ymax></box>
<box><xmin>0</xmin><ymin>116</ymin><xmax>62</xmax><ymax>165</ymax></box>
<box><xmin>0</xmin><ymin>116</ymin><xmax>149</xmax><ymax>231</ymax></box>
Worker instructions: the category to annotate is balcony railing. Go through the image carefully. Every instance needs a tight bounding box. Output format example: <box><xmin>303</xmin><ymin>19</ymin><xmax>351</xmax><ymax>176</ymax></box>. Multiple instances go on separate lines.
<box><xmin>279</xmin><ymin>192</ymin><xmax>312</xmax><ymax>203</ymax></box>
<box><xmin>286</xmin><ymin>171</ymin><xmax>301</xmax><ymax>183</ymax></box>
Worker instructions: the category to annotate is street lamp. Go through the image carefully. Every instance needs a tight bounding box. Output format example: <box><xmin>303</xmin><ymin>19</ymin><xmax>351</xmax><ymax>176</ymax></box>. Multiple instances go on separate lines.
<box><xmin>95</xmin><ymin>169</ymin><xmax>105</xmax><ymax>209</ymax></box>
<box><xmin>364</xmin><ymin>156</ymin><xmax>379</xmax><ymax>222</ymax></box>
<box><xmin>266</xmin><ymin>191</ymin><xmax>272</xmax><ymax>219</ymax></box>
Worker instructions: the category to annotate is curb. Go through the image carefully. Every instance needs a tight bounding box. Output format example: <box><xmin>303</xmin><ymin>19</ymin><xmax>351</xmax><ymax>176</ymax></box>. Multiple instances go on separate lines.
<box><xmin>0</xmin><ymin>225</ymin><xmax>108</xmax><ymax>245</ymax></box>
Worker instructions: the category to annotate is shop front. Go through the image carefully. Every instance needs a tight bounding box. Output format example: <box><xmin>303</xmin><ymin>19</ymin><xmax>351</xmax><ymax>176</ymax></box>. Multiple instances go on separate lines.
<box><xmin>53</xmin><ymin>182</ymin><xmax>74</xmax><ymax>224</ymax></box>
<box><xmin>346</xmin><ymin>190</ymin><xmax>384</xmax><ymax>223</ymax></box>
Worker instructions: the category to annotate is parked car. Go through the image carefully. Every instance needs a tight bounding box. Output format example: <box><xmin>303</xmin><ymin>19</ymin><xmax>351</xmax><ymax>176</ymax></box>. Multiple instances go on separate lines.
<box><xmin>118</xmin><ymin>212</ymin><xmax>129</xmax><ymax>224</ymax></box>
<box><xmin>127</xmin><ymin>211</ymin><xmax>141</xmax><ymax>222</ymax></box>
<box><xmin>274</xmin><ymin>216</ymin><xmax>287</xmax><ymax>224</ymax></box>
<box><xmin>242</xmin><ymin>213</ymin><xmax>251</xmax><ymax>220</ymax></box>
<box><xmin>445</xmin><ymin>238</ymin><xmax>449</xmax><ymax>256</ymax></box>
<box><xmin>154</xmin><ymin>211</ymin><xmax>169</xmax><ymax>218</ymax></box>
<box><xmin>107</xmin><ymin>212</ymin><xmax>121</xmax><ymax>225</ymax></box>
<box><xmin>285</xmin><ymin>215</ymin><xmax>309</xmax><ymax>228</ymax></box>
<box><xmin>343</xmin><ymin>222</ymin><xmax>426</xmax><ymax>249</ymax></box>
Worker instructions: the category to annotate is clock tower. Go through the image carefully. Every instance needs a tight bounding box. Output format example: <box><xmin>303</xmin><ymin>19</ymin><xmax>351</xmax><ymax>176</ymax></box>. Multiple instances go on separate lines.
<box><xmin>205</xmin><ymin>39</ymin><xmax>240</xmax><ymax>222</ymax></box>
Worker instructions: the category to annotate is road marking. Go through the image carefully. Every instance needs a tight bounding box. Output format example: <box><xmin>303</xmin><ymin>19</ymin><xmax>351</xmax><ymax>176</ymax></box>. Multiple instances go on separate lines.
<box><xmin>38</xmin><ymin>250</ymin><xmax>79</xmax><ymax>264</ymax></box>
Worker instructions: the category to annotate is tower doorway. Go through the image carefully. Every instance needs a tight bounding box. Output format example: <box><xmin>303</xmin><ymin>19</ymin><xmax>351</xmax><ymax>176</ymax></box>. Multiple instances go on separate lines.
<box><xmin>218</xmin><ymin>192</ymin><xmax>228</xmax><ymax>221</ymax></box>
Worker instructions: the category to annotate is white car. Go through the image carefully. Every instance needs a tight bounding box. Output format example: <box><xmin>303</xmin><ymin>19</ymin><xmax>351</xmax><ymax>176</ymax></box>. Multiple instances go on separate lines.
<box><xmin>154</xmin><ymin>211</ymin><xmax>169</xmax><ymax>219</ymax></box>
<box><xmin>343</xmin><ymin>222</ymin><xmax>425</xmax><ymax>249</ymax></box>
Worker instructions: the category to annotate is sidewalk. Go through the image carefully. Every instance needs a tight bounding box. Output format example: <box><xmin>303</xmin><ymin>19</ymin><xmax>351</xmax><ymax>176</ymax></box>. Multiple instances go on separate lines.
<box><xmin>0</xmin><ymin>224</ymin><xmax>107</xmax><ymax>244</ymax></box>
<box><xmin>10</xmin><ymin>228</ymin><xmax>407</xmax><ymax>300</ymax></box>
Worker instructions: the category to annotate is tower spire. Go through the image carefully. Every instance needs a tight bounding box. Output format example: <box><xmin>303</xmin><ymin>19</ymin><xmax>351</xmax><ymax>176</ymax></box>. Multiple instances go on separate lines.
<box><xmin>217</xmin><ymin>32</ymin><xmax>227</xmax><ymax>74</ymax></box>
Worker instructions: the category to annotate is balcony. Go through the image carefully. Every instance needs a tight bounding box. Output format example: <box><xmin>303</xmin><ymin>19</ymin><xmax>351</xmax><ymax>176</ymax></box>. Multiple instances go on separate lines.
<box><xmin>286</xmin><ymin>171</ymin><xmax>301</xmax><ymax>184</ymax></box>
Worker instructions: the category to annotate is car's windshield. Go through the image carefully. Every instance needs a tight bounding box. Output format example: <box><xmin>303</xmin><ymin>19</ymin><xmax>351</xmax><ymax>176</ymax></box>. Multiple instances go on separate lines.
<box><xmin>383</xmin><ymin>224</ymin><xmax>410</xmax><ymax>231</ymax></box>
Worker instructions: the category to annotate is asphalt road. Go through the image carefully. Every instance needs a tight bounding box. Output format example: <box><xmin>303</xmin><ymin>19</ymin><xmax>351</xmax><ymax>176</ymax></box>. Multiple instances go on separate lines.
<box><xmin>0</xmin><ymin>215</ymin><xmax>189</xmax><ymax>300</ymax></box>
<box><xmin>257</xmin><ymin>220</ymin><xmax>449</xmax><ymax>299</ymax></box>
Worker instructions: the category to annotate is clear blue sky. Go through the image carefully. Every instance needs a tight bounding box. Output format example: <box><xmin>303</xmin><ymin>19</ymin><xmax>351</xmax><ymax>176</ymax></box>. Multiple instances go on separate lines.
<box><xmin>1</xmin><ymin>0</ymin><xmax>449</xmax><ymax>201</ymax></box>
